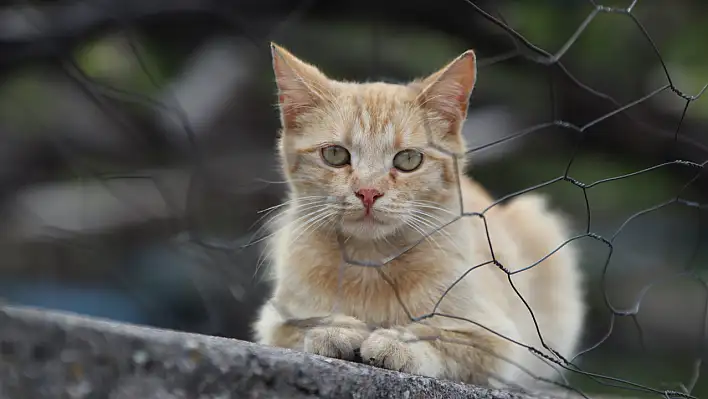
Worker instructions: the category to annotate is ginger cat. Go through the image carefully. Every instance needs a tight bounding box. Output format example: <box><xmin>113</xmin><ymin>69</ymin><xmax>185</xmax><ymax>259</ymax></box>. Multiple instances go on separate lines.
<box><xmin>252</xmin><ymin>43</ymin><xmax>586</xmax><ymax>392</ymax></box>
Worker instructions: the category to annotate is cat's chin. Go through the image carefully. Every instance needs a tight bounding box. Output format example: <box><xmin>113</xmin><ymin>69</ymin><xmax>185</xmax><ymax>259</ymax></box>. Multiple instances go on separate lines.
<box><xmin>338</xmin><ymin>213</ymin><xmax>402</xmax><ymax>240</ymax></box>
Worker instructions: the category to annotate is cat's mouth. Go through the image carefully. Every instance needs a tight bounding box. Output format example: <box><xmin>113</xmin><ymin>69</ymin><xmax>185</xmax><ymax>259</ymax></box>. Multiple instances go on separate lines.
<box><xmin>356</xmin><ymin>212</ymin><xmax>384</xmax><ymax>224</ymax></box>
<box><xmin>342</xmin><ymin>207</ymin><xmax>388</xmax><ymax>225</ymax></box>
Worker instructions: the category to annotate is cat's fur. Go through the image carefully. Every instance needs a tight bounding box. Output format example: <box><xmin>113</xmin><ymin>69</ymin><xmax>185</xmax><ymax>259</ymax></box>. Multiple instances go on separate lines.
<box><xmin>252</xmin><ymin>43</ymin><xmax>586</xmax><ymax>391</ymax></box>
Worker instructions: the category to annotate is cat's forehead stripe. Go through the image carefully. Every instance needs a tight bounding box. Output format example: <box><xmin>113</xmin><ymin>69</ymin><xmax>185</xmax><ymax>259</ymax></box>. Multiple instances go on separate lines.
<box><xmin>344</xmin><ymin>89</ymin><xmax>414</xmax><ymax>151</ymax></box>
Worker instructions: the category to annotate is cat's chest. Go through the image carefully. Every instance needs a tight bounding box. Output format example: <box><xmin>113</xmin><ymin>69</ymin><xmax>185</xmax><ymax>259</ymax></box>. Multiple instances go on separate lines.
<box><xmin>296</xmin><ymin>255</ymin><xmax>453</xmax><ymax>327</ymax></box>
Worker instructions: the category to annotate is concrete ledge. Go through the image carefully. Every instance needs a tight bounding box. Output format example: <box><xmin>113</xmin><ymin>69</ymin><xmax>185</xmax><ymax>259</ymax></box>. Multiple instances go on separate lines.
<box><xmin>0</xmin><ymin>304</ymin><xmax>534</xmax><ymax>399</ymax></box>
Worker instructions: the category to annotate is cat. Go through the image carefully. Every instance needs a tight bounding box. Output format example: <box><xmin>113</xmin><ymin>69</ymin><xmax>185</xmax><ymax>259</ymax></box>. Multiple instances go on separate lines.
<box><xmin>252</xmin><ymin>42</ymin><xmax>586</xmax><ymax>392</ymax></box>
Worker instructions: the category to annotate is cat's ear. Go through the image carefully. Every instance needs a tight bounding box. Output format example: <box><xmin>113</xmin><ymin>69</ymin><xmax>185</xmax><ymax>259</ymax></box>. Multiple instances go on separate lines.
<box><xmin>270</xmin><ymin>43</ymin><xmax>333</xmax><ymax>130</ymax></box>
<box><xmin>414</xmin><ymin>50</ymin><xmax>477</xmax><ymax>124</ymax></box>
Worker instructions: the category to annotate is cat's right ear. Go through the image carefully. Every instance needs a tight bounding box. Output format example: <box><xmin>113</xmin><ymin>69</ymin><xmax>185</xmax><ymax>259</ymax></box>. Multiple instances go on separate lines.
<box><xmin>270</xmin><ymin>43</ymin><xmax>332</xmax><ymax>131</ymax></box>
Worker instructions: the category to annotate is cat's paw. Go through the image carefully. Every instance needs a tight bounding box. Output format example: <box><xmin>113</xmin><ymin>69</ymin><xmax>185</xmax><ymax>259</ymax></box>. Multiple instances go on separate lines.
<box><xmin>360</xmin><ymin>328</ymin><xmax>443</xmax><ymax>377</ymax></box>
<box><xmin>303</xmin><ymin>316</ymin><xmax>370</xmax><ymax>361</ymax></box>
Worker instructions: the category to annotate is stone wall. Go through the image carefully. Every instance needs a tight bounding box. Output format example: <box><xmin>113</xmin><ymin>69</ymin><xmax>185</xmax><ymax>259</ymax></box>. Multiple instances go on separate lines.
<box><xmin>0</xmin><ymin>304</ymin><xmax>537</xmax><ymax>399</ymax></box>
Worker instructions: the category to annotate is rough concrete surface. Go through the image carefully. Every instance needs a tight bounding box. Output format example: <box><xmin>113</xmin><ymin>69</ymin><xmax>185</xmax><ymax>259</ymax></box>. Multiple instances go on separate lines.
<box><xmin>0</xmin><ymin>304</ymin><xmax>537</xmax><ymax>399</ymax></box>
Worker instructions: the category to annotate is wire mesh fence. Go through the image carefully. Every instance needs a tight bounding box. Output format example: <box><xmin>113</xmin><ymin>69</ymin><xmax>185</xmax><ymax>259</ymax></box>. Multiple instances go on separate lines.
<box><xmin>1</xmin><ymin>0</ymin><xmax>707</xmax><ymax>398</ymax></box>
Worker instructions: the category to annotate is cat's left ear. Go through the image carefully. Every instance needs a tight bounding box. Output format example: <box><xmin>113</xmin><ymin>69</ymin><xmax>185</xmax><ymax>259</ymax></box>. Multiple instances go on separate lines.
<box><xmin>414</xmin><ymin>50</ymin><xmax>477</xmax><ymax>124</ymax></box>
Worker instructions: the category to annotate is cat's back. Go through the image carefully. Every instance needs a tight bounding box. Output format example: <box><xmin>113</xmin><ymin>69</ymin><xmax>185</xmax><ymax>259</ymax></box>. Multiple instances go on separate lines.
<box><xmin>462</xmin><ymin>175</ymin><xmax>585</xmax><ymax>361</ymax></box>
<box><xmin>456</xmin><ymin>173</ymin><xmax>579</xmax><ymax>276</ymax></box>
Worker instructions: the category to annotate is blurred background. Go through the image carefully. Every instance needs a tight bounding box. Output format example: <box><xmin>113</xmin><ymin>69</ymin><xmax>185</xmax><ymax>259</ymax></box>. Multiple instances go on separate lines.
<box><xmin>1</xmin><ymin>0</ymin><xmax>707</xmax><ymax>397</ymax></box>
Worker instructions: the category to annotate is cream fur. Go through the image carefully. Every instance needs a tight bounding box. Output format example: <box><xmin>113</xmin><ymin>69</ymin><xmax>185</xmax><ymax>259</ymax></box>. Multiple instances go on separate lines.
<box><xmin>252</xmin><ymin>43</ymin><xmax>586</xmax><ymax>393</ymax></box>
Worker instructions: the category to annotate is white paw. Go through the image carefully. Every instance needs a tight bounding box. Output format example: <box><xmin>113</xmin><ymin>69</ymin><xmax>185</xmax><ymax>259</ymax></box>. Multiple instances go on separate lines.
<box><xmin>303</xmin><ymin>318</ymin><xmax>370</xmax><ymax>361</ymax></box>
<box><xmin>360</xmin><ymin>328</ymin><xmax>443</xmax><ymax>377</ymax></box>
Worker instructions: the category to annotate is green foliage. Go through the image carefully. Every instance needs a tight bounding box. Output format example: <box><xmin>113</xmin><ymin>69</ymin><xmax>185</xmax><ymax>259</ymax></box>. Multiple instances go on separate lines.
<box><xmin>73</xmin><ymin>34</ymin><xmax>172</xmax><ymax>97</ymax></box>
<box><xmin>0</xmin><ymin>68</ymin><xmax>54</xmax><ymax>132</ymax></box>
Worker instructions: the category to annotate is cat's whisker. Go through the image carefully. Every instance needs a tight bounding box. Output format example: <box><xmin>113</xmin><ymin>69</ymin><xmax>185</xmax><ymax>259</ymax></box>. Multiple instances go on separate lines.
<box><xmin>410</xmin><ymin>210</ymin><xmax>460</xmax><ymax>245</ymax></box>
<box><xmin>304</xmin><ymin>210</ymin><xmax>339</xmax><ymax>242</ymax></box>
<box><xmin>404</xmin><ymin>217</ymin><xmax>444</xmax><ymax>253</ymax></box>
<box><xmin>404</xmin><ymin>217</ymin><xmax>431</xmax><ymax>242</ymax></box>
<box><xmin>406</xmin><ymin>213</ymin><xmax>442</xmax><ymax>241</ymax></box>
<box><xmin>408</xmin><ymin>208</ymin><xmax>454</xmax><ymax>231</ymax></box>
<box><xmin>265</xmin><ymin>201</ymin><xmax>333</xmax><ymax>225</ymax></box>
<box><xmin>288</xmin><ymin>207</ymin><xmax>338</xmax><ymax>245</ymax></box>
<box><xmin>380</xmin><ymin>233</ymin><xmax>394</xmax><ymax>248</ymax></box>
<box><xmin>253</xmin><ymin>206</ymin><xmax>328</xmax><ymax>278</ymax></box>
<box><xmin>409</xmin><ymin>216</ymin><xmax>453</xmax><ymax>249</ymax></box>
<box><xmin>250</xmin><ymin>197</ymin><xmax>331</xmax><ymax>235</ymax></box>
<box><xmin>408</xmin><ymin>199</ymin><xmax>454</xmax><ymax>209</ymax></box>
<box><xmin>253</xmin><ymin>177</ymin><xmax>305</xmax><ymax>185</ymax></box>
<box><xmin>408</xmin><ymin>201</ymin><xmax>458</xmax><ymax>216</ymax></box>
<box><xmin>254</xmin><ymin>200</ymin><xmax>336</xmax><ymax>275</ymax></box>
<box><xmin>253</xmin><ymin>243</ymin><xmax>273</xmax><ymax>278</ymax></box>
<box><xmin>247</xmin><ymin>204</ymin><xmax>332</xmax><ymax>248</ymax></box>
<box><xmin>249</xmin><ymin>200</ymin><xmax>332</xmax><ymax>245</ymax></box>
<box><xmin>278</xmin><ymin>205</ymin><xmax>331</xmax><ymax>232</ymax></box>
<box><xmin>256</xmin><ymin>196</ymin><xmax>328</xmax><ymax>214</ymax></box>
<box><xmin>406</xmin><ymin>210</ymin><xmax>465</xmax><ymax>257</ymax></box>
<box><xmin>321</xmin><ymin>214</ymin><xmax>339</xmax><ymax>241</ymax></box>
<box><xmin>251</xmin><ymin>196</ymin><xmax>329</xmax><ymax>231</ymax></box>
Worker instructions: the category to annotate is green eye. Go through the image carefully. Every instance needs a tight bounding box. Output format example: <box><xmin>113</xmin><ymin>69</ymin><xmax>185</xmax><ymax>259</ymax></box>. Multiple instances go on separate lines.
<box><xmin>393</xmin><ymin>149</ymin><xmax>424</xmax><ymax>172</ymax></box>
<box><xmin>321</xmin><ymin>145</ymin><xmax>351</xmax><ymax>167</ymax></box>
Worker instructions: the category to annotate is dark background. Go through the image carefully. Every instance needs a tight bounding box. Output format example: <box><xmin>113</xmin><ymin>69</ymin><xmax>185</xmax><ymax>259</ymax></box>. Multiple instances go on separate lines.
<box><xmin>1</xmin><ymin>0</ymin><xmax>707</xmax><ymax>396</ymax></box>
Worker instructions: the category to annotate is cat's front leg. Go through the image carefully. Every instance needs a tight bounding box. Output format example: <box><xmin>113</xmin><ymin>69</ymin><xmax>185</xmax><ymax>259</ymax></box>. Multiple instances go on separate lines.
<box><xmin>253</xmin><ymin>300</ymin><xmax>371</xmax><ymax>361</ymax></box>
<box><xmin>360</xmin><ymin>322</ymin><xmax>513</xmax><ymax>385</ymax></box>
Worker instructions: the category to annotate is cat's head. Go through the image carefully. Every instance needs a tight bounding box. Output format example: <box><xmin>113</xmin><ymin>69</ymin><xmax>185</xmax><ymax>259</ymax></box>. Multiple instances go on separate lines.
<box><xmin>270</xmin><ymin>43</ymin><xmax>476</xmax><ymax>240</ymax></box>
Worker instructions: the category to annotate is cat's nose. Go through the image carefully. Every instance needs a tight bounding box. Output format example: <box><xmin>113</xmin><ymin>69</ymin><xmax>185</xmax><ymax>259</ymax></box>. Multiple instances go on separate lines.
<box><xmin>355</xmin><ymin>188</ymin><xmax>383</xmax><ymax>209</ymax></box>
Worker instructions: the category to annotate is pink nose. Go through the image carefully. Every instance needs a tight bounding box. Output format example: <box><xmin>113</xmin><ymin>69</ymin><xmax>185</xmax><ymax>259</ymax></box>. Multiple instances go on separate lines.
<box><xmin>355</xmin><ymin>188</ymin><xmax>383</xmax><ymax>208</ymax></box>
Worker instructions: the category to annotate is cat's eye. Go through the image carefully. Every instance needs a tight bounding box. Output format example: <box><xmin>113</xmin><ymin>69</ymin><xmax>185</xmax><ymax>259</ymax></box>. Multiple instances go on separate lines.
<box><xmin>393</xmin><ymin>149</ymin><xmax>424</xmax><ymax>172</ymax></box>
<box><xmin>321</xmin><ymin>145</ymin><xmax>351</xmax><ymax>167</ymax></box>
